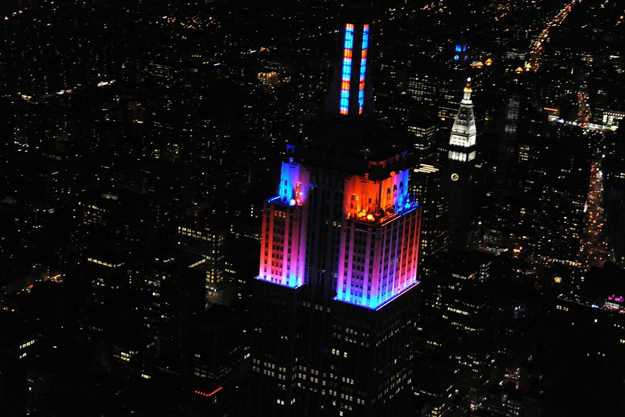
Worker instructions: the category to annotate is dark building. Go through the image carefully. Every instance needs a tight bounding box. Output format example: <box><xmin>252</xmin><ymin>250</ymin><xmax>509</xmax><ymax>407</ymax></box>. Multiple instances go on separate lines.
<box><xmin>411</xmin><ymin>163</ymin><xmax>449</xmax><ymax>259</ymax></box>
<box><xmin>483</xmin><ymin>95</ymin><xmax>524</xmax><ymax>251</ymax></box>
<box><xmin>415</xmin><ymin>252</ymin><xmax>494</xmax><ymax>415</ymax></box>
<box><xmin>529</xmin><ymin>125</ymin><xmax>592</xmax><ymax>265</ymax></box>
<box><xmin>176</xmin><ymin>221</ymin><xmax>229</xmax><ymax>306</ymax></box>
<box><xmin>604</xmin><ymin>130</ymin><xmax>625</xmax><ymax>266</ymax></box>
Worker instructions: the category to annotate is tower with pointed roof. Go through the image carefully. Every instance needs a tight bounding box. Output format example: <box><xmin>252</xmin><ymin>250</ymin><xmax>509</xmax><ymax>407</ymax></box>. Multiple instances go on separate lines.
<box><xmin>250</xmin><ymin>3</ymin><xmax>421</xmax><ymax>416</ymax></box>
<box><xmin>445</xmin><ymin>80</ymin><xmax>479</xmax><ymax>250</ymax></box>
<box><xmin>448</xmin><ymin>80</ymin><xmax>477</xmax><ymax>162</ymax></box>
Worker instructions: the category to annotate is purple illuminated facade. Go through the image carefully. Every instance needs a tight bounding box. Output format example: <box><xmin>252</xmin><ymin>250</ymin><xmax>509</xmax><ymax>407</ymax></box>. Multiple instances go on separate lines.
<box><xmin>257</xmin><ymin>154</ymin><xmax>421</xmax><ymax>309</ymax></box>
<box><xmin>335</xmin><ymin>163</ymin><xmax>420</xmax><ymax>309</ymax></box>
<box><xmin>257</xmin><ymin>160</ymin><xmax>310</xmax><ymax>289</ymax></box>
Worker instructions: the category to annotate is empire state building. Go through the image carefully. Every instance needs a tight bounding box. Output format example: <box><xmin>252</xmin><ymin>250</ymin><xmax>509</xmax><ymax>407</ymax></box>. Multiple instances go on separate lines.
<box><xmin>250</xmin><ymin>2</ymin><xmax>422</xmax><ymax>416</ymax></box>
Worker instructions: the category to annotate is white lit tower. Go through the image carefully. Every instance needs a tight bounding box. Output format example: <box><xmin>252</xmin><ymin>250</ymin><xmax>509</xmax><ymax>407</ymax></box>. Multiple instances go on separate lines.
<box><xmin>250</xmin><ymin>2</ymin><xmax>422</xmax><ymax>416</ymax></box>
<box><xmin>445</xmin><ymin>79</ymin><xmax>479</xmax><ymax>250</ymax></box>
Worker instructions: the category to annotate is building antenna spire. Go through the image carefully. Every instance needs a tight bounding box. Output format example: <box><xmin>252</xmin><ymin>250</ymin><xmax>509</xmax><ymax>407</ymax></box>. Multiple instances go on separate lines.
<box><xmin>462</xmin><ymin>78</ymin><xmax>473</xmax><ymax>103</ymax></box>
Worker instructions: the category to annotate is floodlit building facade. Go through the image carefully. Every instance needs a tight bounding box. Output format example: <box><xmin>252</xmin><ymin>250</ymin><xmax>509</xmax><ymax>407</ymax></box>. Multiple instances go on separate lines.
<box><xmin>251</xmin><ymin>3</ymin><xmax>422</xmax><ymax>416</ymax></box>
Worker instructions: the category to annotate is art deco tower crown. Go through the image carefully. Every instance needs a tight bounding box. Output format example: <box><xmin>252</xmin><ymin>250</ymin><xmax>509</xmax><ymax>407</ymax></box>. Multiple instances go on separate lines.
<box><xmin>251</xmin><ymin>4</ymin><xmax>421</xmax><ymax>415</ymax></box>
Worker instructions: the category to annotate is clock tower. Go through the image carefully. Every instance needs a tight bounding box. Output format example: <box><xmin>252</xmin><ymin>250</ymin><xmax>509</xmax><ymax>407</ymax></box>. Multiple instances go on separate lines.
<box><xmin>445</xmin><ymin>80</ymin><xmax>479</xmax><ymax>250</ymax></box>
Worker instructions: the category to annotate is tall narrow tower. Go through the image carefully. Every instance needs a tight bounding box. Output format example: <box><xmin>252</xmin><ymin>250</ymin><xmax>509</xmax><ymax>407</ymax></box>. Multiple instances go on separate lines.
<box><xmin>251</xmin><ymin>4</ymin><xmax>422</xmax><ymax>416</ymax></box>
<box><xmin>445</xmin><ymin>80</ymin><xmax>479</xmax><ymax>250</ymax></box>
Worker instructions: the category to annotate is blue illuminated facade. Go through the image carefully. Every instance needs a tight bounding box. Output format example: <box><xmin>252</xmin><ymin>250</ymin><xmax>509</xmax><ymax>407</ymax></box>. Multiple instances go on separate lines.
<box><xmin>332</xmin><ymin>164</ymin><xmax>422</xmax><ymax>310</ymax></box>
<box><xmin>258</xmin><ymin>156</ymin><xmax>421</xmax><ymax>306</ymax></box>
<box><xmin>454</xmin><ymin>43</ymin><xmax>468</xmax><ymax>62</ymax></box>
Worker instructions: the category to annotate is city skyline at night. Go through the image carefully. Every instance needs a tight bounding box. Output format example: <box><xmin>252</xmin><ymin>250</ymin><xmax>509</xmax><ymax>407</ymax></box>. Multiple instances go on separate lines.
<box><xmin>1</xmin><ymin>0</ymin><xmax>625</xmax><ymax>416</ymax></box>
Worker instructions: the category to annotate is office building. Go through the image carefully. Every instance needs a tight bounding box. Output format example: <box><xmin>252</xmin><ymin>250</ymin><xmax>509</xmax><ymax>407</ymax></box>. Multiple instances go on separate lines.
<box><xmin>251</xmin><ymin>3</ymin><xmax>422</xmax><ymax>416</ymax></box>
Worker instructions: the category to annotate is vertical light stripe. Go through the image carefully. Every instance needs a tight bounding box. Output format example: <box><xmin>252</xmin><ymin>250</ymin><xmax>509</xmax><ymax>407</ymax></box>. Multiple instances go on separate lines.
<box><xmin>340</xmin><ymin>24</ymin><xmax>354</xmax><ymax>115</ymax></box>
<box><xmin>358</xmin><ymin>24</ymin><xmax>369</xmax><ymax>114</ymax></box>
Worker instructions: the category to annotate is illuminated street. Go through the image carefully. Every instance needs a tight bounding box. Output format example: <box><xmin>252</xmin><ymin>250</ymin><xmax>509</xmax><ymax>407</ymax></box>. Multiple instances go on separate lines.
<box><xmin>583</xmin><ymin>156</ymin><xmax>613</xmax><ymax>267</ymax></box>
<box><xmin>526</xmin><ymin>0</ymin><xmax>582</xmax><ymax>71</ymax></box>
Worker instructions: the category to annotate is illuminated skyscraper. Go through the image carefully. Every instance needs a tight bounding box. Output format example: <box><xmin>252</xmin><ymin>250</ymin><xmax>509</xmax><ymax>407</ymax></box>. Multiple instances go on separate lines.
<box><xmin>445</xmin><ymin>80</ymin><xmax>479</xmax><ymax>250</ymax></box>
<box><xmin>251</xmin><ymin>3</ymin><xmax>421</xmax><ymax>416</ymax></box>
